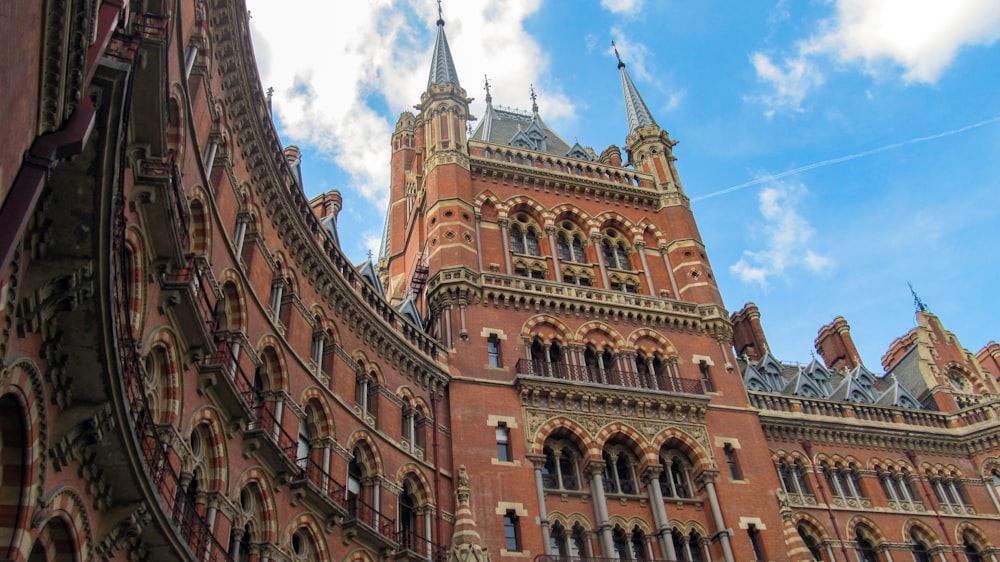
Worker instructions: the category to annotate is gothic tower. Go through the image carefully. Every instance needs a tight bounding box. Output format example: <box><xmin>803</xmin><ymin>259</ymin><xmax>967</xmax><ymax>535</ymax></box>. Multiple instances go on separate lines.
<box><xmin>381</xmin><ymin>16</ymin><xmax>787</xmax><ymax>562</ymax></box>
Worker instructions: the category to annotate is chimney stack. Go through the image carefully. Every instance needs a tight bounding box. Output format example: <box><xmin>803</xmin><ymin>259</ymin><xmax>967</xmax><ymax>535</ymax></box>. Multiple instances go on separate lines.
<box><xmin>814</xmin><ymin>316</ymin><xmax>861</xmax><ymax>372</ymax></box>
<box><xmin>731</xmin><ymin>302</ymin><xmax>769</xmax><ymax>362</ymax></box>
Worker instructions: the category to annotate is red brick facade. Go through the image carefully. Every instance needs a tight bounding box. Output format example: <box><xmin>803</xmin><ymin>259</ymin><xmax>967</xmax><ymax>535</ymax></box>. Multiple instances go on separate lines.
<box><xmin>0</xmin><ymin>2</ymin><xmax>998</xmax><ymax>562</ymax></box>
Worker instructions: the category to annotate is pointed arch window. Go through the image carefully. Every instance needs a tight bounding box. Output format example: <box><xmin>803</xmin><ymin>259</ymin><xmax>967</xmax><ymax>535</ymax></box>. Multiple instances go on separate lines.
<box><xmin>909</xmin><ymin>529</ymin><xmax>931</xmax><ymax>562</ymax></box>
<box><xmin>659</xmin><ymin>449</ymin><xmax>695</xmax><ymax>499</ymax></box>
<box><xmin>542</xmin><ymin>438</ymin><xmax>581</xmax><ymax>491</ymax></box>
<box><xmin>603</xmin><ymin>445</ymin><xmax>639</xmax><ymax>495</ymax></box>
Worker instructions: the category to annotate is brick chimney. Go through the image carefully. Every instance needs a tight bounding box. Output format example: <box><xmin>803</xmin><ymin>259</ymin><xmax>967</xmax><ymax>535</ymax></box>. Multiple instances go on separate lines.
<box><xmin>814</xmin><ymin>316</ymin><xmax>861</xmax><ymax>372</ymax></box>
<box><xmin>977</xmin><ymin>341</ymin><xmax>1000</xmax><ymax>380</ymax></box>
<box><xmin>731</xmin><ymin>302</ymin><xmax>769</xmax><ymax>362</ymax></box>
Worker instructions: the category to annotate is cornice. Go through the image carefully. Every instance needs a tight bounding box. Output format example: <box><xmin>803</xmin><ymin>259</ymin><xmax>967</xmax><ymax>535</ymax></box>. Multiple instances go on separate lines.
<box><xmin>468</xmin><ymin>147</ymin><xmax>658</xmax><ymax>205</ymax></box>
<box><xmin>427</xmin><ymin>267</ymin><xmax>731</xmax><ymax>340</ymax></box>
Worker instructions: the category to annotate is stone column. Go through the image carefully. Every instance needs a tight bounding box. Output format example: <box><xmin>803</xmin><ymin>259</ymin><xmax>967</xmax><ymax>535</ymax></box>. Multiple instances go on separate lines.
<box><xmin>499</xmin><ymin>219</ymin><xmax>512</xmax><ymax>274</ymax></box>
<box><xmin>644</xmin><ymin>466</ymin><xmax>677</xmax><ymax>561</ymax></box>
<box><xmin>593</xmin><ymin>234</ymin><xmax>610</xmax><ymax>288</ymax></box>
<box><xmin>474</xmin><ymin>215</ymin><xmax>484</xmax><ymax>271</ymax></box>
<box><xmin>587</xmin><ymin>461</ymin><xmax>615</xmax><ymax>558</ymax></box>
<box><xmin>529</xmin><ymin>455</ymin><xmax>553</xmax><ymax>553</ymax></box>
<box><xmin>547</xmin><ymin>227</ymin><xmax>563</xmax><ymax>282</ymax></box>
<box><xmin>635</xmin><ymin>241</ymin><xmax>655</xmax><ymax>295</ymax></box>
<box><xmin>660</xmin><ymin>246</ymin><xmax>680</xmax><ymax>298</ymax></box>
<box><xmin>701</xmin><ymin>470</ymin><xmax>735</xmax><ymax>562</ymax></box>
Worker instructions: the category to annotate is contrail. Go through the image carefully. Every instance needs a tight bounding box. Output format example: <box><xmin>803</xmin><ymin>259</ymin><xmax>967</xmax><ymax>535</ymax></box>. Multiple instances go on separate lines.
<box><xmin>691</xmin><ymin>114</ymin><xmax>1000</xmax><ymax>202</ymax></box>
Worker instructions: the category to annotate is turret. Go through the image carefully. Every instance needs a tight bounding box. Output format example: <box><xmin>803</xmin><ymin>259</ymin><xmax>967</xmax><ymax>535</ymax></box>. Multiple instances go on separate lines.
<box><xmin>613</xmin><ymin>42</ymin><xmax>723</xmax><ymax>307</ymax></box>
<box><xmin>615</xmin><ymin>43</ymin><xmax>683</xmax><ymax>197</ymax></box>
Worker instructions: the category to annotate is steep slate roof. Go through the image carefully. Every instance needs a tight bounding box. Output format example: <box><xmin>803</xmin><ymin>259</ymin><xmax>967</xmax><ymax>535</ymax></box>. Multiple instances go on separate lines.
<box><xmin>427</xmin><ymin>18</ymin><xmax>461</xmax><ymax>88</ymax></box>
<box><xmin>471</xmin><ymin>103</ymin><xmax>577</xmax><ymax>158</ymax></box>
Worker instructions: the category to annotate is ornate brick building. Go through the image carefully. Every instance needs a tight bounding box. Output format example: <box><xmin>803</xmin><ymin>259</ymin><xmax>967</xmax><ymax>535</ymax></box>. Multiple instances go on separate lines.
<box><xmin>1</xmin><ymin>2</ymin><xmax>999</xmax><ymax>562</ymax></box>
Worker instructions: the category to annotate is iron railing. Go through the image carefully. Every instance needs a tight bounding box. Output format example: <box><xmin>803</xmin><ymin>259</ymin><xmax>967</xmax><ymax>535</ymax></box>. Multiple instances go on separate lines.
<box><xmin>516</xmin><ymin>359</ymin><xmax>703</xmax><ymax>395</ymax></box>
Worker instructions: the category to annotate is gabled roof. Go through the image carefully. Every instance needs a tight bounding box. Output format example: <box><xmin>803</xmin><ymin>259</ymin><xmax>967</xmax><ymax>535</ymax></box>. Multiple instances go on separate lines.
<box><xmin>876</xmin><ymin>374</ymin><xmax>923</xmax><ymax>409</ymax></box>
<box><xmin>395</xmin><ymin>296</ymin><xmax>423</xmax><ymax>328</ymax></box>
<box><xmin>356</xmin><ymin>259</ymin><xmax>385</xmax><ymax>298</ymax></box>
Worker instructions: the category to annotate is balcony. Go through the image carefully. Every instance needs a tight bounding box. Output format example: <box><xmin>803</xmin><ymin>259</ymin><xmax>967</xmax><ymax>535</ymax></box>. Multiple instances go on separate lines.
<box><xmin>242</xmin><ymin>402</ymin><xmax>300</xmax><ymax>482</ymax></box>
<box><xmin>197</xmin><ymin>339</ymin><xmax>256</xmax><ymax>427</ymax></box>
<box><xmin>342</xmin><ymin>495</ymin><xmax>397</xmax><ymax>551</ymax></box>
<box><xmin>159</xmin><ymin>262</ymin><xmax>215</xmax><ymax>360</ymax></box>
<box><xmin>289</xmin><ymin>456</ymin><xmax>349</xmax><ymax>521</ymax></box>
<box><xmin>394</xmin><ymin>530</ymin><xmax>447</xmax><ymax>562</ymax></box>
<box><xmin>516</xmin><ymin>359</ymin><xmax>703</xmax><ymax>395</ymax></box>
<box><xmin>133</xmin><ymin>159</ymin><xmax>187</xmax><ymax>265</ymax></box>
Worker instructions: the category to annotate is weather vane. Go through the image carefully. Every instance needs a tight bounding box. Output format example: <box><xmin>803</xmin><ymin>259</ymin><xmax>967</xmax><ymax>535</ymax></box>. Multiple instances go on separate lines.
<box><xmin>529</xmin><ymin>84</ymin><xmax>538</xmax><ymax>113</ymax></box>
<box><xmin>908</xmin><ymin>282</ymin><xmax>928</xmax><ymax>313</ymax></box>
<box><xmin>483</xmin><ymin>74</ymin><xmax>492</xmax><ymax>103</ymax></box>
<box><xmin>612</xmin><ymin>40</ymin><xmax>625</xmax><ymax>67</ymax></box>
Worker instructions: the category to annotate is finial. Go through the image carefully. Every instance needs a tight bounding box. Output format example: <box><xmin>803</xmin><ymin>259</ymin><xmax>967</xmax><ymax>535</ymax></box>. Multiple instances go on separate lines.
<box><xmin>437</xmin><ymin>0</ymin><xmax>444</xmax><ymax>26</ymax></box>
<box><xmin>612</xmin><ymin>40</ymin><xmax>625</xmax><ymax>69</ymax></box>
<box><xmin>367</xmin><ymin>249</ymin><xmax>373</xmax><ymax>262</ymax></box>
<box><xmin>908</xmin><ymin>282</ymin><xmax>928</xmax><ymax>313</ymax></box>
<box><xmin>529</xmin><ymin>83</ymin><xmax>538</xmax><ymax>114</ymax></box>
<box><xmin>483</xmin><ymin>74</ymin><xmax>492</xmax><ymax>104</ymax></box>
<box><xmin>266</xmin><ymin>86</ymin><xmax>275</xmax><ymax>113</ymax></box>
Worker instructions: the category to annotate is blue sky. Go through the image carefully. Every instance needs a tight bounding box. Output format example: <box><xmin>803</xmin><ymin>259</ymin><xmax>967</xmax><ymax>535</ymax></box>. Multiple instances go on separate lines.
<box><xmin>246</xmin><ymin>0</ymin><xmax>1000</xmax><ymax>371</ymax></box>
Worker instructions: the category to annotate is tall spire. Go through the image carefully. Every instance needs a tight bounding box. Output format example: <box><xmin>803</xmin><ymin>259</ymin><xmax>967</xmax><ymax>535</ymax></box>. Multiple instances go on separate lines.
<box><xmin>427</xmin><ymin>1</ymin><xmax>461</xmax><ymax>88</ymax></box>
<box><xmin>613</xmin><ymin>40</ymin><xmax>657</xmax><ymax>134</ymax></box>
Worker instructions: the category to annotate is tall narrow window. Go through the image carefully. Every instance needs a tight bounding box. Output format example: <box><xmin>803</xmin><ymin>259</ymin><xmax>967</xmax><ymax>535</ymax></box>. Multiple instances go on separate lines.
<box><xmin>296</xmin><ymin>416</ymin><xmax>310</xmax><ymax>470</ymax></box>
<box><xmin>724</xmin><ymin>443</ymin><xmax>742</xmax><ymax>480</ymax></box>
<box><xmin>503</xmin><ymin>511</ymin><xmax>521</xmax><ymax>551</ymax></box>
<box><xmin>487</xmin><ymin>335</ymin><xmax>502</xmax><ymax>368</ymax></box>
<box><xmin>496</xmin><ymin>423</ymin><xmax>512</xmax><ymax>462</ymax></box>
<box><xmin>184</xmin><ymin>44</ymin><xmax>199</xmax><ymax>78</ymax></box>
<box><xmin>699</xmin><ymin>360</ymin><xmax>714</xmax><ymax>392</ymax></box>
<box><xmin>747</xmin><ymin>525</ymin><xmax>765</xmax><ymax>561</ymax></box>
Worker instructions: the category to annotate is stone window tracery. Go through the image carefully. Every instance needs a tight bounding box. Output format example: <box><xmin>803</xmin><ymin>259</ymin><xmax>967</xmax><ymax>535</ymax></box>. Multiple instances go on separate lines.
<box><xmin>659</xmin><ymin>449</ymin><xmax>695</xmax><ymax>499</ymax></box>
<box><xmin>602</xmin><ymin>444</ymin><xmax>639</xmax><ymax>495</ymax></box>
<box><xmin>542</xmin><ymin>438</ymin><xmax>582</xmax><ymax>491</ymax></box>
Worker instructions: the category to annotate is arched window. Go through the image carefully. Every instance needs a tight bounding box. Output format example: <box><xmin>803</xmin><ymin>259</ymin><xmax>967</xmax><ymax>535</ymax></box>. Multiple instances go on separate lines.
<box><xmin>542</xmin><ymin>438</ymin><xmax>581</xmax><ymax>491</ymax></box>
<box><xmin>777</xmin><ymin>459</ymin><xmax>810</xmax><ymax>497</ymax></box>
<box><xmin>612</xmin><ymin>525</ymin><xmax>630</xmax><ymax>560</ymax></box>
<box><xmin>603</xmin><ymin>444</ymin><xmax>639</xmax><ymax>495</ymax></box>
<box><xmin>398</xmin><ymin>485</ymin><xmax>419</xmax><ymax>550</ymax></box>
<box><xmin>509</xmin><ymin>215</ymin><xmax>542</xmax><ymax>257</ymax></box>
<box><xmin>909</xmin><ymin>529</ymin><xmax>931</xmax><ymax>562</ymax></box>
<box><xmin>660</xmin><ymin>449</ymin><xmax>694</xmax><ymax>499</ymax></box>
<box><xmin>531</xmin><ymin>339</ymin><xmax>564</xmax><ymax>378</ymax></box>
<box><xmin>797</xmin><ymin>523</ymin><xmax>825</xmax><ymax>562</ymax></box>
<box><xmin>963</xmin><ymin>531</ymin><xmax>984</xmax><ymax>562</ymax></box>
<box><xmin>854</xmin><ymin>528</ymin><xmax>878</xmax><ymax>562</ymax></box>
<box><xmin>688</xmin><ymin>530</ymin><xmax>706</xmax><ymax>562</ymax></box>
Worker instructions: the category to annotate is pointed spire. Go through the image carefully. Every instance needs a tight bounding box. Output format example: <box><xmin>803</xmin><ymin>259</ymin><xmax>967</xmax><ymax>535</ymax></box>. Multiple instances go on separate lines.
<box><xmin>908</xmin><ymin>282</ymin><xmax>929</xmax><ymax>313</ymax></box>
<box><xmin>427</xmin><ymin>1</ymin><xmax>461</xmax><ymax>88</ymax></box>
<box><xmin>613</xmin><ymin>40</ymin><xmax>657</xmax><ymax>134</ymax></box>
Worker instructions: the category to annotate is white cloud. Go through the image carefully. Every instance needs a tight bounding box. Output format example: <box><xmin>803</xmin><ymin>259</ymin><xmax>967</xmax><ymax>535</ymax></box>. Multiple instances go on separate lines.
<box><xmin>606</xmin><ymin>28</ymin><xmax>685</xmax><ymax>113</ymax></box>
<box><xmin>601</xmin><ymin>0</ymin><xmax>643</xmax><ymax>15</ymax></box>
<box><xmin>809</xmin><ymin>0</ymin><xmax>1000</xmax><ymax>83</ymax></box>
<box><xmin>748</xmin><ymin>0</ymin><xmax>1000</xmax><ymax>116</ymax></box>
<box><xmin>746</xmin><ymin>51</ymin><xmax>823</xmax><ymax>118</ymax></box>
<box><xmin>247</xmin><ymin>0</ymin><xmax>567</xmax><ymax>209</ymax></box>
<box><xmin>729</xmin><ymin>179</ymin><xmax>834</xmax><ymax>287</ymax></box>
